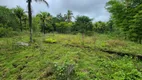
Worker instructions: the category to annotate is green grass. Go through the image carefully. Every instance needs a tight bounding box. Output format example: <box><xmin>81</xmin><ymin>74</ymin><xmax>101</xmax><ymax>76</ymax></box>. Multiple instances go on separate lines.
<box><xmin>0</xmin><ymin>32</ymin><xmax>142</xmax><ymax>80</ymax></box>
<box><xmin>95</xmin><ymin>34</ymin><xmax>142</xmax><ymax>55</ymax></box>
<box><xmin>47</xmin><ymin>33</ymin><xmax>142</xmax><ymax>55</ymax></box>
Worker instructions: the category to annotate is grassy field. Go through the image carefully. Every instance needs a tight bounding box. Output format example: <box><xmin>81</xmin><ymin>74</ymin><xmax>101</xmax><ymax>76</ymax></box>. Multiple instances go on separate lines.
<box><xmin>0</xmin><ymin>32</ymin><xmax>142</xmax><ymax>80</ymax></box>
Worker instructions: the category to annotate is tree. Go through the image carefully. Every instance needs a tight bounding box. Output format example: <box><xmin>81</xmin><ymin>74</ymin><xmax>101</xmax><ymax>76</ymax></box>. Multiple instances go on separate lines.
<box><xmin>13</xmin><ymin>6</ymin><xmax>25</xmax><ymax>32</ymax></box>
<box><xmin>50</xmin><ymin>17</ymin><xmax>59</xmax><ymax>31</ymax></box>
<box><xmin>93</xmin><ymin>21</ymin><xmax>107</xmax><ymax>33</ymax></box>
<box><xmin>22</xmin><ymin>14</ymin><xmax>28</xmax><ymax>30</ymax></box>
<box><xmin>129</xmin><ymin>4</ymin><xmax>142</xmax><ymax>43</ymax></box>
<box><xmin>0</xmin><ymin>6</ymin><xmax>19</xmax><ymax>37</ymax></box>
<box><xmin>37</xmin><ymin>12</ymin><xmax>51</xmax><ymax>34</ymax></box>
<box><xmin>73</xmin><ymin>16</ymin><xmax>93</xmax><ymax>44</ymax></box>
<box><xmin>73</xmin><ymin>16</ymin><xmax>93</xmax><ymax>33</ymax></box>
<box><xmin>106</xmin><ymin>19</ymin><xmax>114</xmax><ymax>32</ymax></box>
<box><xmin>32</xmin><ymin>16</ymin><xmax>41</xmax><ymax>32</ymax></box>
<box><xmin>26</xmin><ymin>0</ymin><xmax>49</xmax><ymax>42</ymax></box>
<box><xmin>0</xmin><ymin>6</ymin><xmax>18</xmax><ymax>30</ymax></box>
<box><xmin>55</xmin><ymin>22</ymin><xmax>73</xmax><ymax>33</ymax></box>
<box><xmin>46</xmin><ymin>13</ymin><xmax>53</xmax><ymax>32</ymax></box>
<box><xmin>106</xmin><ymin>0</ymin><xmax>142</xmax><ymax>43</ymax></box>
<box><xmin>65</xmin><ymin>10</ymin><xmax>73</xmax><ymax>22</ymax></box>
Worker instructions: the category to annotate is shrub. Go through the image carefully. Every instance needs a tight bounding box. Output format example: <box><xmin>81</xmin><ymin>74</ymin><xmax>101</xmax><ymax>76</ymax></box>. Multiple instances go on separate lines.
<box><xmin>53</xmin><ymin>62</ymin><xmax>77</xmax><ymax>80</ymax></box>
<box><xmin>0</xmin><ymin>27</ymin><xmax>15</xmax><ymax>37</ymax></box>
<box><xmin>44</xmin><ymin>38</ymin><xmax>57</xmax><ymax>43</ymax></box>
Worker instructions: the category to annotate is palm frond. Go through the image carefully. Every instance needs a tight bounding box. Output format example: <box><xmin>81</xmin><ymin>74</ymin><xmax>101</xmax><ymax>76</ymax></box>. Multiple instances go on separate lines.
<box><xmin>35</xmin><ymin>0</ymin><xmax>49</xmax><ymax>7</ymax></box>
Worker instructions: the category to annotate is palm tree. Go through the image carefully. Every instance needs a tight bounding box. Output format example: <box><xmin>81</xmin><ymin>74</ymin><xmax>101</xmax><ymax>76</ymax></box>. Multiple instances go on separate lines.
<box><xmin>51</xmin><ymin>17</ymin><xmax>59</xmax><ymax>31</ymax></box>
<box><xmin>13</xmin><ymin>6</ymin><xmax>25</xmax><ymax>32</ymax></box>
<box><xmin>67</xmin><ymin>10</ymin><xmax>73</xmax><ymax>22</ymax></box>
<box><xmin>26</xmin><ymin>0</ymin><xmax>49</xmax><ymax>42</ymax></box>
<box><xmin>37</xmin><ymin>12</ymin><xmax>51</xmax><ymax>34</ymax></box>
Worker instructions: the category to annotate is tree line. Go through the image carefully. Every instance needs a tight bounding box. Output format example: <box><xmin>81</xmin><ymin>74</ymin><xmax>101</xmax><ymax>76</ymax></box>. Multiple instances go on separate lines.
<box><xmin>0</xmin><ymin>6</ymin><xmax>112</xmax><ymax>37</ymax></box>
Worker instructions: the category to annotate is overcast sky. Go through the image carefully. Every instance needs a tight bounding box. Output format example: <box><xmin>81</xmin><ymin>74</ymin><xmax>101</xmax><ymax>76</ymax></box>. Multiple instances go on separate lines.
<box><xmin>0</xmin><ymin>0</ymin><xmax>110</xmax><ymax>22</ymax></box>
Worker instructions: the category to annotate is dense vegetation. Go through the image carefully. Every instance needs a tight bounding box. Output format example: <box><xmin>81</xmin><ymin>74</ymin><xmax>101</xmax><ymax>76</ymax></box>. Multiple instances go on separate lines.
<box><xmin>106</xmin><ymin>0</ymin><xmax>142</xmax><ymax>43</ymax></box>
<box><xmin>0</xmin><ymin>0</ymin><xmax>142</xmax><ymax>80</ymax></box>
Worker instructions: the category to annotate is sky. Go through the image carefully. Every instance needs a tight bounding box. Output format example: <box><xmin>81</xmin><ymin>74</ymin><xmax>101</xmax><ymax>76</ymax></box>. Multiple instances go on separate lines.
<box><xmin>0</xmin><ymin>0</ymin><xmax>110</xmax><ymax>22</ymax></box>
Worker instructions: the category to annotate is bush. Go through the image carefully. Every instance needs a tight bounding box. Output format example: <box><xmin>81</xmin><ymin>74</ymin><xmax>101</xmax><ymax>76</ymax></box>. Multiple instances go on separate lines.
<box><xmin>53</xmin><ymin>62</ymin><xmax>77</xmax><ymax>80</ymax></box>
<box><xmin>0</xmin><ymin>27</ymin><xmax>14</xmax><ymax>37</ymax></box>
<box><xmin>44</xmin><ymin>38</ymin><xmax>57</xmax><ymax>43</ymax></box>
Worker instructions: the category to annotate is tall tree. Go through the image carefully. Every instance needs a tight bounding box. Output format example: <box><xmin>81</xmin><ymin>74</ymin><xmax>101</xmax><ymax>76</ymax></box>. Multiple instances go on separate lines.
<box><xmin>37</xmin><ymin>12</ymin><xmax>51</xmax><ymax>34</ymax></box>
<box><xmin>73</xmin><ymin>16</ymin><xmax>93</xmax><ymax>43</ymax></box>
<box><xmin>13</xmin><ymin>6</ymin><xmax>25</xmax><ymax>32</ymax></box>
<box><xmin>26</xmin><ymin>0</ymin><xmax>49</xmax><ymax>42</ymax></box>
<box><xmin>74</xmin><ymin>16</ymin><xmax>93</xmax><ymax>33</ymax></box>
<box><xmin>130</xmin><ymin>4</ymin><xmax>142</xmax><ymax>43</ymax></box>
<box><xmin>0</xmin><ymin>6</ymin><xmax>18</xmax><ymax>30</ymax></box>
<box><xmin>65</xmin><ymin>10</ymin><xmax>73</xmax><ymax>22</ymax></box>
<box><xmin>50</xmin><ymin>17</ymin><xmax>59</xmax><ymax>31</ymax></box>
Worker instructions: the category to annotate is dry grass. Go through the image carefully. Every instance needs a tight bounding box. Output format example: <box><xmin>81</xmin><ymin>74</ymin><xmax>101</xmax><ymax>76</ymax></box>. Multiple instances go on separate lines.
<box><xmin>106</xmin><ymin>40</ymin><xmax>127</xmax><ymax>47</ymax></box>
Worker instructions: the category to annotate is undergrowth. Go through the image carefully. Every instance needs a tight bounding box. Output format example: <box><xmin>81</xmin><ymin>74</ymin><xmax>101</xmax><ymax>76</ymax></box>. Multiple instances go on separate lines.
<box><xmin>0</xmin><ymin>32</ymin><xmax>142</xmax><ymax>80</ymax></box>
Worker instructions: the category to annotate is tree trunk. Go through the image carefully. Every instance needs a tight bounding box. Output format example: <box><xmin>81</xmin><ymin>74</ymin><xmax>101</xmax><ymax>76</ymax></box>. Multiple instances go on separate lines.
<box><xmin>24</xmin><ymin>19</ymin><xmax>27</xmax><ymax>29</ymax></box>
<box><xmin>41</xmin><ymin>19</ymin><xmax>45</xmax><ymax>34</ymax></box>
<box><xmin>20</xmin><ymin>18</ymin><xmax>22</xmax><ymax>32</ymax></box>
<box><xmin>53</xmin><ymin>23</ymin><xmax>56</xmax><ymax>32</ymax></box>
<box><xmin>44</xmin><ymin>25</ymin><xmax>46</xmax><ymax>34</ymax></box>
<box><xmin>82</xmin><ymin>32</ymin><xmax>84</xmax><ymax>45</ymax></box>
<box><xmin>28</xmin><ymin>0</ymin><xmax>33</xmax><ymax>43</ymax></box>
<box><xmin>43</xmin><ymin>20</ymin><xmax>46</xmax><ymax>34</ymax></box>
<box><xmin>25</xmin><ymin>20</ymin><xmax>27</xmax><ymax>29</ymax></box>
